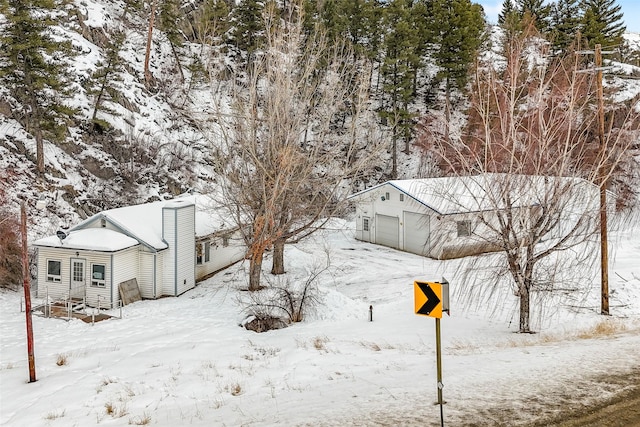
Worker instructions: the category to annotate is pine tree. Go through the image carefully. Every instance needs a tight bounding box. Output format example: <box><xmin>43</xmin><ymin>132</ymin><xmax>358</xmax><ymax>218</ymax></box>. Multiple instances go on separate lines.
<box><xmin>516</xmin><ymin>0</ymin><xmax>551</xmax><ymax>32</ymax></box>
<box><xmin>189</xmin><ymin>0</ymin><xmax>230</xmax><ymax>44</ymax></box>
<box><xmin>230</xmin><ymin>0</ymin><xmax>266</xmax><ymax>60</ymax></box>
<box><xmin>580</xmin><ymin>0</ymin><xmax>625</xmax><ymax>48</ymax></box>
<box><xmin>380</xmin><ymin>0</ymin><xmax>421</xmax><ymax>176</ymax></box>
<box><xmin>84</xmin><ymin>29</ymin><xmax>126</xmax><ymax>130</ymax></box>
<box><xmin>158</xmin><ymin>0</ymin><xmax>184</xmax><ymax>80</ymax></box>
<box><xmin>0</xmin><ymin>0</ymin><xmax>77</xmax><ymax>175</ymax></box>
<box><xmin>432</xmin><ymin>0</ymin><xmax>485</xmax><ymax>94</ymax></box>
<box><xmin>499</xmin><ymin>0</ymin><xmax>523</xmax><ymax>39</ymax></box>
<box><xmin>431</xmin><ymin>0</ymin><xmax>484</xmax><ymax>141</ymax></box>
<box><xmin>549</xmin><ymin>0</ymin><xmax>582</xmax><ymax>53</ymax></box>
<box><xmin>498</xmin><ymin>0</ymin><xmax>518</xmax><ymax>25</ymax></box>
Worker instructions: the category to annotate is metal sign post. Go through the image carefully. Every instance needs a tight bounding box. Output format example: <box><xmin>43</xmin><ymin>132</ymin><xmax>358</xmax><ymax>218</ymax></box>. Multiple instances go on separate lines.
<box><xmin>414</xmin><ymin>279</ymin><xmax>449</xmax><ymax>427</ymax></box>
<box><xmin>436</xmin><ymin>317</ymin><xmax>444</xmax><ymax>427</ymax></box>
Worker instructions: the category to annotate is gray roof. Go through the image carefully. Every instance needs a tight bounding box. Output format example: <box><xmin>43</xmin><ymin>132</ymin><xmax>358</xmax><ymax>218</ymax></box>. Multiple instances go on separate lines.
<box><xmin>350</xmin><ymin>174</ymin><xmax>597</xmax><ymax>215</ymax></box>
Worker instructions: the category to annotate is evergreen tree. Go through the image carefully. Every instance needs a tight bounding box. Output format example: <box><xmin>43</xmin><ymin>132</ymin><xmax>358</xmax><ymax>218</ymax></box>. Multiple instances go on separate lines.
<box><xmin>380</xmin><ymin>0</ymin><xmax>421</xmax><ymax>176</ymax></box>
<box><xmin>0</xmin><ymin>0</ymin><xmax>77</xmax><ymax>174</ymax></box>
<box><xmin>431</xmin><ymin>0</ymin><xmax>485</xmax><ymax>140</ymax></box>
<box><xmin>84</xmin><ymin>29</ymin><xmax>126</xmax><ymax>130</ymax></box>
<box><xmin>230</xmin><ymin>0</ymin><xmax>266</xmax><ymax>59</ymax></box>
<box><xmin>499</xmin><ymin>0</ymin><xmax>523</xmax><ymax>39</ymax></box>
<box><xmin>190</xmin><ymin>0</ymin><xmax>231</xmax><ymax>44</ymax></box>
<box><xmin>549</xmin><ymin>0</ymin><xmax>582</xmax><ymax>53</ymax></box>
<box><xmin>305</xmin><ymin>0</ymin><xmax>383</xmax><ymax>65</ymax></box>
<box><xmin>498</xmin><ymin>0</ymin><xmax>517</xmax><ymax>25</ymax></box>
<box><xmin>580</xmin><ymin>0</ymin><xmax>625</xmax><ymax>48</ymax></box>
<box><xmin>158</xmin><ymin>0</ymin><xmax>185</xmax><ymax>80</ymax></box>
<box><xmin>432</xmin><ymin>0</ymin><xmax>485</xmax><ymax>94</ymax></box>
<box><xmin>516</xmin><ymin>0</ymin><xmax>551</xmax><ymax>32</ymax></box>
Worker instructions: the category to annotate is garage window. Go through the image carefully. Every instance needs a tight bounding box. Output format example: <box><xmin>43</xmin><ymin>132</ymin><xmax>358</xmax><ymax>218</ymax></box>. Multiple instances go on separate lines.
<box><xmin>363</xmin><ymin>218</ymin><xmax>369</xmax><ymax>231</ymax></box>
<box><xmin>457</xmin><ymin>220</ymin><xmax>472</xmax><ymax>237</ymax></box>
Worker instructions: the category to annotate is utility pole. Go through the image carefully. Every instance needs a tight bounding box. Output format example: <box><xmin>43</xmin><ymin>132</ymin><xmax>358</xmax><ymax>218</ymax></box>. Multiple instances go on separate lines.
<box><xmin>595</xmin><ymin>44</ymin><xmax>609</xmax><ymax>315</ymax></box>
<box><xmin>21</xmin><ymin>201</ymin><xmax>37</xmax><ymax>382</ymax></box>
<box><xmin>576</xmin><ymin>43</ymin><xmax>611</xmax><ymax>316</ymax></box>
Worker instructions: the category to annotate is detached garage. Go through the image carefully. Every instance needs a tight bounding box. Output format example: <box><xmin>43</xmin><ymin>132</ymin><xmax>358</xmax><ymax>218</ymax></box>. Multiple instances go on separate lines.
<box><xmin>349</xmin><ymin>176</ymin><xmax>505</xmax><ymax>259</ymax></box>
<box><xmin>350</xmin><ymin>174</ymin><xmax>603</xmax><ymax>260</ymax></box>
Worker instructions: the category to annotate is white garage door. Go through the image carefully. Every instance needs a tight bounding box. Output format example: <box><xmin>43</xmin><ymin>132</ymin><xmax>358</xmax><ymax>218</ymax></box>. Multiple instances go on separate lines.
<box><xmin>375</xmin><ymin>214</ymin><xmax>399</xmax><ymax>249</ymax></box>
<box><xmin>403</xmin><ymin>211</ymin><xmax>430</xmax><ymax>255</ymax></box>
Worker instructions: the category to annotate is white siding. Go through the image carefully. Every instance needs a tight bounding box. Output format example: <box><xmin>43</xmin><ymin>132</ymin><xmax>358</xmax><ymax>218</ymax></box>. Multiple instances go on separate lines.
<box><xmin>82</xmin><ymin>252</ymin><xmax>112</xmax><ymax>307</ymax></box>
<box><xmin>138</xmin><ymin>251</ymin><xmax>155</xmax><ymax>299</ymax></box>
<box><xmin>36</xmin><ymin>247</ymin><xmax>73</xmax><ymax>301</ymax></box>
<box><xmin>111</xmin><ymin>246</ymin><xmax>140</xmax><ymax>306</ymax></box>
<box><xmin>162</xmin><ymin>201</ymin><xmax>195</xmax><ymax>296</ymax></box>
<box><xmin>36</xmin><ymin>247</ymin><xmax>115</xmax><ymax>307</ymax></box>
<box><xmin>195</xmin><ymin>230</ymin><xmax>246</xmax><ymax>281</ymax></box>
<box><xmin>155</xmin><ymin>250</ymin><xmax>164</xmax><ymax>297</ymax></box>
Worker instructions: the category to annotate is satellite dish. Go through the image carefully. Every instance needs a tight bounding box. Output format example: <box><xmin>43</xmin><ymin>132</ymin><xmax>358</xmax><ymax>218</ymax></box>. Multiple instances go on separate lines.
<box><xmin>56</xmin><ymin>230</ymin><xmax>67</xmax><ymax>241</ymax></box>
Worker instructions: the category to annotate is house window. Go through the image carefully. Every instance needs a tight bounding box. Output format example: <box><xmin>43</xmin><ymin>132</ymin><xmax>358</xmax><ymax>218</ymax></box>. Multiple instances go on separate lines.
<box><xmin>91</xmin><ymin>264</ymin><xmax>106</xmax><ymax>287</ymax></box>
<box><xmin>457</xmin><ymin>220</ymin><xmax>472</xmax><ymax>237</ymax></box>
<box><xmin>399</xmin><ymin>194</ymin><xmax>404</xmax><ymax>202</ymax></box>
<box><xmin>196</xmin><ymin>243</ymin><xmax>203</xmax><ymax>265</ymax></box>
<box><xmin>204</xmin><ymin>241</ymin><xmax>211</xmax><ymax>263</ymax></box>
<box><xmin>222</xmin><ymin>235</ymin><xmax>230</xmax><ymax>247</ymax></box>
<box><xmin>385</xmin><ymin>192</ymin><xmax>390</xmax><ymax>201</ymax></box>
<box><xmin>363</xmin><ymin>218</ymin><xmax>370</xmax><ymax>232</ymax></box>
<box><xmin>47</xmin><ymin>260</ymin><xmax>61</xmax><ymax>282</ymax></box>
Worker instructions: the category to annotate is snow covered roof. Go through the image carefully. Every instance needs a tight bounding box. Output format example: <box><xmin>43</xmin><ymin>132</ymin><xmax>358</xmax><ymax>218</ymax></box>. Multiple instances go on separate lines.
<box><xmin>350</xmin><ymin>174</ymin><xmax>597</xmax><ymax>215</ymax></box>
<box><xmin>34</xmin><ymin>228</ymin><xmax>139</xmax><ymax>252</ymax></box>
<box><xmin>35</xmin><ymin>194</ymin><xmax>235</xmax><ymax>251</ymax></box>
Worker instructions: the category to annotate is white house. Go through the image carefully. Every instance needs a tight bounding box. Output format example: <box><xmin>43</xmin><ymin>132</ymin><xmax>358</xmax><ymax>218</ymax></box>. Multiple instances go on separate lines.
<box><xmin>34</xmin><ymin>195</ymin><xmax>246</xmax><ymax>308</ymax></box>
<box><xmin>349</xmin><ymin>174</ymin><xmax>601</xmax><ymax>260</ymax></box>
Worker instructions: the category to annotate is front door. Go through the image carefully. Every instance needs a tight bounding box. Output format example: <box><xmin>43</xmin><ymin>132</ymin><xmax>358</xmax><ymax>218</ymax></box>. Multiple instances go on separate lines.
<box><xmin>70</xmin><ymin>259</ymin><xmax>86</xmax><ymax>297</ymax></box>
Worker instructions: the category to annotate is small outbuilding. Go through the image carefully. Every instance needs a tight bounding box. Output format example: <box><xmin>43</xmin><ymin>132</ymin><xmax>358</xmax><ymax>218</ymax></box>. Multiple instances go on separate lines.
<box><xmin>34</xmin><ymin>195</ymin><xmax>246</xmax><ymax>308</ymax></box>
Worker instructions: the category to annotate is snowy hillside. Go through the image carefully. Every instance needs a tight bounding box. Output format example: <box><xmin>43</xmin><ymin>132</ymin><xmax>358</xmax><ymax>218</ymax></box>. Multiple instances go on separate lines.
<box><xmin>0</xmin><ymin>0</ymin><xmax>224</xmax><ymax>237</ymax></box>
<box><xmin>2</xmin><ymin>1</ymin><xmax>639</xmax><ymax>240</ymax></box>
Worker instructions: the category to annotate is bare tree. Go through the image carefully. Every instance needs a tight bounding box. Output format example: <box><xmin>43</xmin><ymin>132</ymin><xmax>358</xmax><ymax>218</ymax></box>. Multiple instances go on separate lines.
<box><xmin>419</xmin><ymin>22</ymin><xmax>638</xmax><ymax>332</ymax></box>
<box><xmin>210</xmin><ymin>2</ymin><xmax>383</xmax><ymax>291</ymax></box>
<box><xmin>0</xmin><ymin>174</ymin><xmax>21</xmax><ymax>289</ymax></box>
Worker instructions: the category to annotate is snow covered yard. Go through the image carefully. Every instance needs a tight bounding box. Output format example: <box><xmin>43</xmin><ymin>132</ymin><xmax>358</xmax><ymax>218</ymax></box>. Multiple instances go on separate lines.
<box><xmin>1</xmin><ymin>220</ymin><xmax>639</xmax><ymax>426</ymax></box>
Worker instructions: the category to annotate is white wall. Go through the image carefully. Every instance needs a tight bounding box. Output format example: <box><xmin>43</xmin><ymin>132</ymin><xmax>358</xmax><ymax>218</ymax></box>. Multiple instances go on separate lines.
<box><xmin>353</xmin><ymin>183</ymin><xmax>434</xmax><ymax>252</ymax></box>
<box><xmin>162</xmin><ymin>201</ymin><xmax>195</xmax><ymax>296</ymax></box>
<box><xmin>36</xmin><ymin>247</ymin><xmax>115</xmax><ymax>307</ymax></box>
<box><xmin>195</xmin><ymin>229</ymin><xmax>246</xmax><ymax>281</ymax></box>
<box><xmin>111</xmin><ymin>246</ymin><xmax>140</xmax><ymax>306</ymax></box>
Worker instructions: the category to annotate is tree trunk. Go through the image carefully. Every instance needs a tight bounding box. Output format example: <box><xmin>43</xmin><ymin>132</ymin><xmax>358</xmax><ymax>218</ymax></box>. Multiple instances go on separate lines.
<box><xmin>403</xmin><ymin>100</ymin><xmax>411</xmax><ymax>154</ymax></box>
<box><xmin>92</xmin><ymin>52</ymin><xmax>116</xmax><ymax>121</ymax></box>
<box><xmin>391</xmin><ymin>126</ymin><xmax>398</xmax><ymax>179</ymax></box>
<box><xmin>144</xmin><ymin>0</ymin><xmax>156</xmax><ymax>86</ymax></box>
<box><xmin>248</xmin><ymin>249</ymin><xmax>264</xmax><ymax>291</ymax></box>
<box><xmin>35</xmin><ymin>127</ymin><xmax>44</xmax><ymax>175</ymax></box>
<box><xmin>519</xmin><ymin>281</ymin><xmax>531</xmax><ymax>333</ymax></box>
<box><xmin>271</xmin><ymin>239</ymin><xmax>286</xmax><ymax>275</ymax></box>
<box><xmin>169</xmin><ymin>41</ymin><xmax>184</xmax><ymax>82</ymax></box>
<box><xmin>30</xmin><ymin>93</ymin><xmax>44</xmax><ymax>175</ymax></box>
<box><xmin>444</xmin><ymin>78</ymin><xmax>451</xmax><ymax>143</ymax></box>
